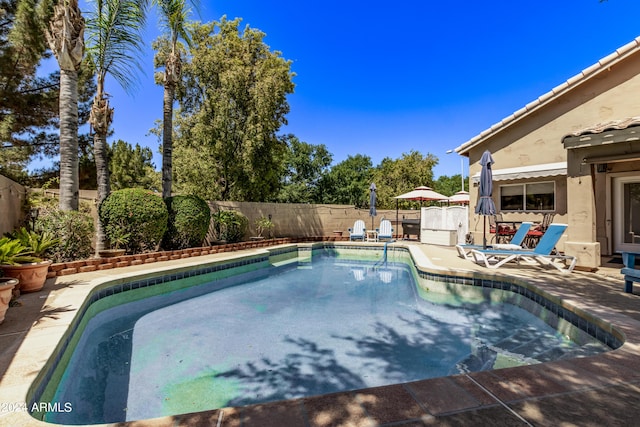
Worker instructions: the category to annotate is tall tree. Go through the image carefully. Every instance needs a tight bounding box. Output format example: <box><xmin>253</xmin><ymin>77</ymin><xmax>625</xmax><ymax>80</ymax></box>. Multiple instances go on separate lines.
<box><xmin>318</xmin><ymin>154</ymin><xmax>373</xmax><ymax>207</ymax></box>
<box><xmin>174</xmin><ymin>18</ymin><xmax>294</xmax><ymax>201</ymax></box>
<box><xmin>1</xmin><ymin>0</ymin><xmax>58</xmax><ymax>182</ymax></box>
<box><xmin>275</xmin><ymin>134</ymin><xmax>332</xmax><ymax>203</ymax></box>
<box><xmin>46</xmin><ymin>0</ymin><xmax>85</xmax><ymax>211</ymax></box>
<box><xmin>85</xmin><ymin>0</ymin><xmax>148</xmax><ymax>252</ymax></box>
<box><xmin>433</xmin><ymin>174</ymin><xmax>467</xmax><ymax>197</ymax></box>
<box><xmin>370</xmin><ymin>150</ymin><xmax>438</xmax><ymax>209</ymax></box>
<box><xmin>109</xmin><ymin>139</ymin><xmax>160</xmax><ymax>190</ymax></box>
<box><xmin>152</xmin><ymin>0</ymin><xmax>195</xmax><ymax>198</ymax></box>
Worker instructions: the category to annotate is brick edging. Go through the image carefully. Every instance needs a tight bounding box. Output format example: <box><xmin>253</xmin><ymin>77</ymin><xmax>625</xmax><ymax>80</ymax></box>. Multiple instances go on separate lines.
<box><xmin>47</xmin><ymin>236</ymin><xmax>351</xmax><ymax>277</ymax></box>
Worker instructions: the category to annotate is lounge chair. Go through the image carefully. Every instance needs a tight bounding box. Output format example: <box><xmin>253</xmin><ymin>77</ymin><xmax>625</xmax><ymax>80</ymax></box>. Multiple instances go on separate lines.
<box><xmin>469</xmin><ymin>223</ymin><xmax>577</xmax><ymax>273</ymax></box>
<box><xmin>348</xmin><ymin>220</ymin><xmax>366</xmax><ymax>241</ymax></box>
<box><xmin>456</xmin><ymin>222</ymin><xmax>533</xmax><ymax>260</ymax></box>
<box><xmin>376</xmin><ymin>219</ymin><xmax>394</xmax><ymax>241</ymax></box>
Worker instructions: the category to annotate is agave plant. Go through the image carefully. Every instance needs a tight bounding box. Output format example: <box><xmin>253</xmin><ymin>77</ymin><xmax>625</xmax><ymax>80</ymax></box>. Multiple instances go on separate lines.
<box><xmin>10</xmin><ymin>228</ymin><xmax>60</xmax><ymax>260</ymax></box>
<box><xmin>0</xmin><ymin>237</ymin><xmax>39</xmax><ymax>266</ymax></box>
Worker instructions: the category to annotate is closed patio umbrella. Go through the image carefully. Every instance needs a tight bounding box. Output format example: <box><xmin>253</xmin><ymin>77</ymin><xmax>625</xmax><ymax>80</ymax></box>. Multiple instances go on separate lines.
<box><xmin>369</xmin><ymin>182</ymin><xmax>377</xmax><ymax>230</ymax></box>
<box><xmin>475</xmin><ymin>150</ymin><xmax>497</xmax><ymax>249</ymax></box>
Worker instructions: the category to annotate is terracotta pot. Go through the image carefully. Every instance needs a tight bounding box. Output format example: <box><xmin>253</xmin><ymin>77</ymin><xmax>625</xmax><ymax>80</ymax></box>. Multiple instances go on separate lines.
<box><xmin>98</xmin><ymin>249</ymin><xmax>126</xmax><ymax>258</ymax></box>
<box><xmin>1</xmin><ymin>260</ymin><xmax>52</xmax><ymax>293</ymax></box>
<box><xmin>0</xmin><ymin>277</ymin><xmax>18</xmax><ymax>324</ymax></box>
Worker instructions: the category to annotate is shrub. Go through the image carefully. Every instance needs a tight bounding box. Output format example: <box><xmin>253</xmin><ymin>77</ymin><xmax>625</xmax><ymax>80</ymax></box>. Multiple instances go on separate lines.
<box><xmin>211</xmin><ymin>210</ymin><xmax>248</xmax><ymax>243</ymax></box>
<box><xmin>162</xmin><ymin>195</ymin><xmax>211</xmax><ymax>250</ymax></box>
<box><xmin>36</xmin><ymin>209</ymin><xmax>94</xmax><ymax>263</ymax></box>
<box><xmin>99</xmin><ymin>189</ymin><xmax>168</xmax><ymax>254</ymax></box>
<box><xmin>254</xmin><ymin>215</ymin><xmax>274</xmax><ymax>238</ymax></box>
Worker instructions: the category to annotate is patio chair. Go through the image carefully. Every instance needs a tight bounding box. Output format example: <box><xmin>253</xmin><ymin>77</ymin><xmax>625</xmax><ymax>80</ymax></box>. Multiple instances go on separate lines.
<box><xmin>488</xmin><ymin>214</ymin><xmax>503</xmax><ymax>236</ymax></box>
<box><xmin>539</xmin><ymin>212</ymin><xmax>556</xmax><ymax>232</ymax></box>
<box><xmin>469</xmin><ymin>223</ymin><xmax>577</xmax><ymax>273</ymax></box>
<box><xmin>376</xmin><ymin>219</ymin><xmax>394</xmax><ymax>241</ymax></box>
<box><xmin>378</xmin><ymin>269</ymin><xmax>393</xmax><ymax>283</ymax></box>
<box><xmin>456</xmin><ymin>222</ymin><xmax>533</xmax><ymax>260</ymax></box>
<box><xmin>348</xmin><ymin>220</ymin><xmax>366</xmax><ymax>241</ymax></box>
<box><xmin>352</xmin><ymin>268</ymin><xmax>366</xmax><ymax>281</ymax></box>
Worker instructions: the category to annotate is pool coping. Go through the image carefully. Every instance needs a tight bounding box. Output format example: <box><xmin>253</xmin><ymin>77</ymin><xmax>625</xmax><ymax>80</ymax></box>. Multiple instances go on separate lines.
<box><xmin>1</xmin><ymin>242</ymin><xmax>639</xmax><ymax>426</ymax></box>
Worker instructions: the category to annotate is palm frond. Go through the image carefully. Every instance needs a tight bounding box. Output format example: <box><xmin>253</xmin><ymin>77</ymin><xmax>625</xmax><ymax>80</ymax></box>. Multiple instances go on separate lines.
<box><xmin>154</xmin><ymin>0</ymin><xmax>196</xmax><ymax>48</ymax></box>
<box><xmin>86</xmin><ymin>0</ymin><xmax>150</xmax><ymax>93</ymax></box>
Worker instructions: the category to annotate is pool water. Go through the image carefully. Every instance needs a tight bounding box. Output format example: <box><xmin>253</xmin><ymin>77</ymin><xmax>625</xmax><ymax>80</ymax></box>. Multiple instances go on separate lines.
<box><xmin>44</xmin><ymin>253</ymin><xmax>609</xmax><ymax>424</ymax></box>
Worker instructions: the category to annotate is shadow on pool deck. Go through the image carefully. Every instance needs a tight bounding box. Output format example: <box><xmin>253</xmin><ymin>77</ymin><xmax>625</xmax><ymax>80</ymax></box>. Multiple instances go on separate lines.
<box><xmin>1</xmin><ymin>242</ymin><xmax>640</xmax><ymax>427</ymax></box>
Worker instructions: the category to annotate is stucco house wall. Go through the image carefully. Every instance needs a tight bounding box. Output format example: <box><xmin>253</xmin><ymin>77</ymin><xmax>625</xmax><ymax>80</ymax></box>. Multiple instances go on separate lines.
<box><xmin>458</xmin><ymin>37</ymin><xmax>640</xmax><ymax>269</ymax></box>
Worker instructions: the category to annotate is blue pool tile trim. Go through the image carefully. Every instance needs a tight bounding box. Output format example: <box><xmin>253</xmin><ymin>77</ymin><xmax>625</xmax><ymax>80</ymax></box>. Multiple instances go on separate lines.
<box><xmin>29</xmin><ymin>253</ymin><xmax>271</xmax><ymax>410</ymax></box>
<box><xmin>414</xmin><ymin>269</ymin><xmax>623</xmax><ymax>350</ymax></box>
<box><xmin>29</xmin><ymin>243</ymin><xmax>622</xmax><ymax>413</ymax></box>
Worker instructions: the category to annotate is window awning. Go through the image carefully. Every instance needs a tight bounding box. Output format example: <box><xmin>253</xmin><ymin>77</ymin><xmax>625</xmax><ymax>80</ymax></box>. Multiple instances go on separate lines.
<box><xmin>471</xmin><ymin>162</ymin><xmax>567</xmax><ymax>184</ymax></box>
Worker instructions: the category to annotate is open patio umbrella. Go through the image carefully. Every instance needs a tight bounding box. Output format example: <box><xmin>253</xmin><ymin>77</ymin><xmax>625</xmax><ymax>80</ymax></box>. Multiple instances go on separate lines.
<box><xmin>475</xmin><ymin>150</ymin><xmax>497</xmax><ymax>249</ymax></box>
<box><xmin>448</xmin><ymin>190</ymin><xmax>470</xmax><ymax>205</ymax></box>
<box><xmin>369</xmin><ymin>182</ymin><xmax>377</xmax><ymax>230</ymax></box>
<box><xmin>394</xmin><ymin>186</ymin><xmax>448</xmax><ymax>237</ymax></box>
<box><xmin>394</xmin><ymin>186</ymin><xmax>448</xmax><ymax>202</ymax></box>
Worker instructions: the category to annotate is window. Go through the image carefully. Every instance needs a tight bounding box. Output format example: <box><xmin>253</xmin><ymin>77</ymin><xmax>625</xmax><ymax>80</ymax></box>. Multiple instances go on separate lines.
<box><xmin>499</xmin><ymin>182</ymin><xmax>555</xmax><ymax>212</ymax></box>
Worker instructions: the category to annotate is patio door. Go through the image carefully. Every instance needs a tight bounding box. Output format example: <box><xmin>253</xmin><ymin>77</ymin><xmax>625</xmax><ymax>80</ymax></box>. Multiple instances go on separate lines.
<box><xmin>612</xmin><ymin>175</ymin><xmax>640</xmax><ymax>253</ymax></box>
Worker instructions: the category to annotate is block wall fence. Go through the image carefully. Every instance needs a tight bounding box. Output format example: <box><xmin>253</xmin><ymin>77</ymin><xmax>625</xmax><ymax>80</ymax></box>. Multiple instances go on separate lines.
<box><xmin>0</xmin><ymin>175</ymin><xmax>27</xmax><ymax>236</ymax></box>
<box><xmin>1</xmin><ymin>183</ymin><xmax>423</xmax><ymax>240</ymax></box>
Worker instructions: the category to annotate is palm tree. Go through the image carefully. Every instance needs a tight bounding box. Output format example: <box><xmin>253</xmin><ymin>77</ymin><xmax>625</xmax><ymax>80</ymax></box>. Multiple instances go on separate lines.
<box><xmin>85</xmin><ymin>0</ymin><xmax>149</xmax><ymax>252</ymax></box>
<box><xmin>45</xmin><ymin>0</ymin><xmax>85</xmax><ymax>211</ymax></box>
<box><xmin>153</xmin><ymin>0</ymin><xmax>195</xmax><ymax>198</ymax></box>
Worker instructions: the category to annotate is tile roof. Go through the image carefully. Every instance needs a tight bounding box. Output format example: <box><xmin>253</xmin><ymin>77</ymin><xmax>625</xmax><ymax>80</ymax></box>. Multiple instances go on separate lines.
<box><xmin>456</xmin><ymin>36</ymin><xmax>640</xmax><ymax>154</ymax></box>
<box><xmin>564</xmin><ymin>116</ymin><xmax>640</xmax><ymax>138</ymax></box>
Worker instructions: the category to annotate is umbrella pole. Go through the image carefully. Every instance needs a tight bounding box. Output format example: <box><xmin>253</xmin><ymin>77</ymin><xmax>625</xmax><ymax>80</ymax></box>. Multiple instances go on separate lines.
<box><xmin>396</xmin><ymin>200</ymin><xmax>398</xmax><ymax>239</ymax></box>
<box><xmin>483</xmin><ymin>216</ymin><xmax>487</xmax><ymax>249</ymax></box>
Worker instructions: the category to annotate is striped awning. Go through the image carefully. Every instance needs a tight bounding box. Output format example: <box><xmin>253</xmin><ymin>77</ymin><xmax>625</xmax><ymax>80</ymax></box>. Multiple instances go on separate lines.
<box><xmin>471</xmin><ymin>162</ymin><xmax>566</xmax><ymax>184</ymax></box>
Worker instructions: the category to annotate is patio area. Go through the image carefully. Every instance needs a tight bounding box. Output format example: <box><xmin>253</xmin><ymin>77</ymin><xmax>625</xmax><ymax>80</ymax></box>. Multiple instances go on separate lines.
<box><xmin>1</xmin><ymin>241</ymin><xmax>639</xmax><ymax>427</ymax></box>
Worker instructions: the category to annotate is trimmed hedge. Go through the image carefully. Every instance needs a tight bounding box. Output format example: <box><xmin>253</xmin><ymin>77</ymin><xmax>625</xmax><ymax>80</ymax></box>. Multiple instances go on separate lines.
<box><xmin>99</xmin><ymin>188</ymin><xmax>168</xmax><ymax>254</ymax></box>
<box><xmin>162</xmin><ymin>195</ymin><xmax>211</xmax><ymax>250</ymax></box>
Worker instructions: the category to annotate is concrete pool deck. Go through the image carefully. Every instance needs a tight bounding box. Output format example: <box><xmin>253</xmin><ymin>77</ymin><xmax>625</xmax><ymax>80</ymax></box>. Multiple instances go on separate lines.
<box><xmin>1</xmin><ymin>241</ymin><xmax>639</xmax><ymax>426</ymax></box>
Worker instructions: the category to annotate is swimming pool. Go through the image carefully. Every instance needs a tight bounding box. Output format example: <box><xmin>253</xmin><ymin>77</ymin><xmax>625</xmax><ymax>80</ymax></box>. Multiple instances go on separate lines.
<box><xmin>31</xmin><ymin>244</ymin><xmax>618</xmax><ymax>424</ymax></box>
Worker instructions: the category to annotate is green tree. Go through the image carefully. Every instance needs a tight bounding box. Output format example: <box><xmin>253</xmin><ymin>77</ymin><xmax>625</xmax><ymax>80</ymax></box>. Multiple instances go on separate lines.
<box><xmin>319</xmin><ymin>154</ymin><xmax>373</xmax><ymax>207</ymax></box>
<box><xmin>0</xmin><ymin>0</ymin><xmax>58</xmax><ymax>182</ymax></box>
<box><xmin>275</xmin><ymin>134</ymin><xmax>332</xmax><ymax>203</ymax></box>
<box><xmin>46</xmin><ymin>0</ymin><xmax>85</xmax><ymax>211</ymax></box>
<box><xmin>174</xmin><ymin>17</ymin><xmax>294</xmax><ymax>201</ymax></box>
<box><xmin>152</xmin><ymin>0</ymin><xmax>196</xmax><ymax>198</ymax></box>
<box><xmin>86</xmin><ymin>0</ymin><xmax>149</xmax><ymax>252</ymax></box>
<box><xmin>433</xmin><ymin>174</ymin><xmax>467</xmax><ymax>197</ymax></box>
<box><xmin>370</xmin><ymin>150</ymin><xmax>438</xmax><ymax>209</ymax></box>
<box><xmin>109</xmin><ymin>139</ymin><xmax>160</xmax><ymax>190</ymax></box>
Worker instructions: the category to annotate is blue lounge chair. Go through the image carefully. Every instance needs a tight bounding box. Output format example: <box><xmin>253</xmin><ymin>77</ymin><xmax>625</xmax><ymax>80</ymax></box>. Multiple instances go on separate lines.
<box><xmin>469</xmin><ymin>223</ymin><xmax>576</xmax><ymax>273</ymax></box>
<box><xmin>348</xmin><ymin>220</ymin><xmax>366</xmax><ymax>241</ymax></box>
<box><xmin>376</xmin><ymin>219</ymin><xmax>394</xmax><ymax>241</ymax></box>
<box><xmin>456</xmin><ymin>222</ymin><xmax>534</xmax><ymax>260</ymax></box>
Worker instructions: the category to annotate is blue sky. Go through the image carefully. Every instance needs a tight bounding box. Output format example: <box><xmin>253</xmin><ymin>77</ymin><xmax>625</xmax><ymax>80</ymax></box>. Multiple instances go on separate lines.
<box><xmin>42</xmin><ymin>0</ymin><xmax>640</xmax><ymax>179</ymax></box>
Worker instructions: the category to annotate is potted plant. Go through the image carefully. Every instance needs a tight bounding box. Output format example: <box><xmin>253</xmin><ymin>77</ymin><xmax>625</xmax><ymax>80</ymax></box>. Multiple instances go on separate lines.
<box><xmin>99</xmin><ymin>228</ymin><xmax>130</xmax><ymax>258</ymax></box>
<box><xmin>1</xmin><ymin>229</ymin><xmax>58</xmax><ymax>293</ymax></box>
<box><xmin>254</xmin><ymin>216</ymin><xmax>274</xmax><ymax>240</ymax></box>
<box><xmin>0</xmin><ymin>275</ymin><xmax>19</xmax><ymax>324</ymax></box>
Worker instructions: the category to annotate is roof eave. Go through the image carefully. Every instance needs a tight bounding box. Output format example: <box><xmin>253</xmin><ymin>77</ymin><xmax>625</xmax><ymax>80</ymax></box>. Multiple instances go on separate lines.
<box><xmin>455</xmin><ymin>36</ymin><xmax>640</xmax><ymax>156</ymax></box>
